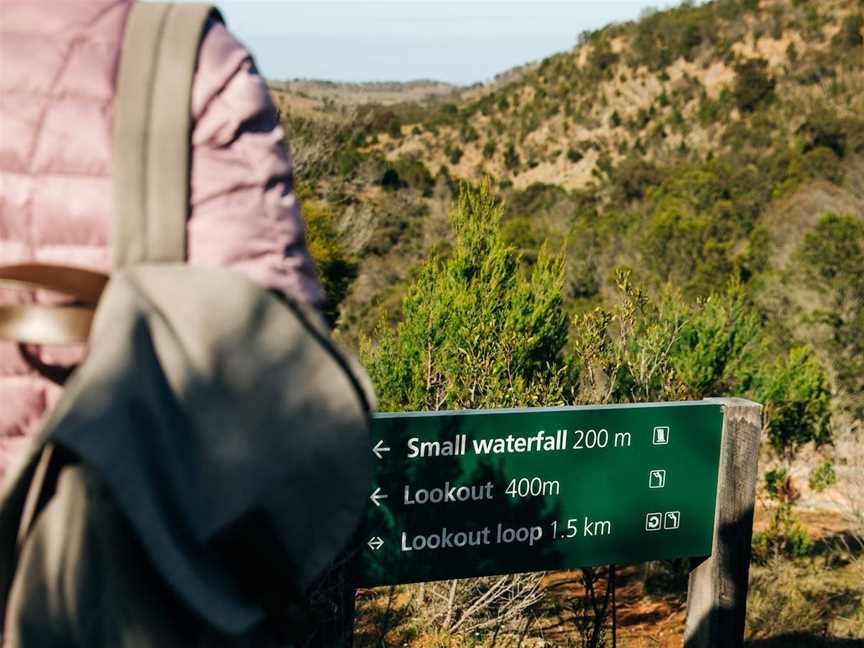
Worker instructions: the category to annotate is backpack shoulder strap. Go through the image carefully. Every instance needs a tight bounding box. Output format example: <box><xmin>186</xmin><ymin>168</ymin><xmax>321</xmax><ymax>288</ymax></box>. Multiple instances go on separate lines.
<box><xmin>113</xmin><ymin>2</ymin><xmax>223</xmax><ymax>268</ymax></box>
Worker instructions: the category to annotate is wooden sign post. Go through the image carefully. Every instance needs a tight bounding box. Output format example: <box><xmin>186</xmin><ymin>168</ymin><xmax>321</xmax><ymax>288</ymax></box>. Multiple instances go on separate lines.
<box><xmin>684</xmin><ymin>398</ymin><xmax>762</xmax><ymax>647</ymax></box>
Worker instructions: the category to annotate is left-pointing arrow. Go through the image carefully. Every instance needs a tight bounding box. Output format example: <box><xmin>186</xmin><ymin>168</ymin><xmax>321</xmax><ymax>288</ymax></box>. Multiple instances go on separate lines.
<box><xmin>370</xmin><ymin>487</ymin><xmax>389</xmax><ymax>507</ymax></box>
<box><xmin>368</xmin><ymin>537</ymin><xmax>384</xmax><ymax>551</ymax></box>
<box><xmin>372</xmin><ymin>439</ymin><xmax>391</xmax><ymax>459</ymax></box>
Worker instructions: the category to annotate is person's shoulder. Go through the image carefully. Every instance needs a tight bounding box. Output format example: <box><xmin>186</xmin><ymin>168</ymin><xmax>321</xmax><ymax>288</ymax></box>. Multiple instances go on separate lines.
<box><xmin>192</xmin><ymin>17</ymin><xmax>267</xmax><ymax>120</ymax></box>
<box><xmin>200</xmin><ymin>16</ymin><xmax>250</xmax><ymax>72</ymax></box>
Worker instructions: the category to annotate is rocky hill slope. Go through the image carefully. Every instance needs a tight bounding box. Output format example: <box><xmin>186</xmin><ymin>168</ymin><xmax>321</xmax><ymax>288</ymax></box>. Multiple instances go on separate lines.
<box><xmin>274</xmin><ymin>0</ymin><xmax>863</xmax><ymax>425</ymax></box>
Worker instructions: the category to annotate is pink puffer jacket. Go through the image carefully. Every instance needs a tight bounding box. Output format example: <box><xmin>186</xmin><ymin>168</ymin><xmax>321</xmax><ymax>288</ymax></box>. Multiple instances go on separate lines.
<box><xmin>0</xmin><ymin>0</ymin><xmax>323</xmax><ymax>483</ymax></box>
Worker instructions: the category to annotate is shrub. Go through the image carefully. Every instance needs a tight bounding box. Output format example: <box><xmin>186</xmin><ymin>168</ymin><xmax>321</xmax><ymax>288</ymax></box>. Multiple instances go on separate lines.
<box><xmin>809</xmin><ymin>461</ymin><xmax>837</xmax><ymax>492</ymax></box>
<box><xmin>302</xmin><ymin>201</ymin><xmax>358</xmax><ymax>325</ymax></box>
<box><xmin>832</xmin><ymin>13</ymin><xmax>863</xmax><ymax>50</ymax></box>
<box><xmin>797</xmin><ymin>213</ymin><xmax>864</xmax><ymax>418</ymax></box>
<box><xmin>387</xmin><ymin>115</ymin><xmax>403</xmax><ymax>139</ymax></box>
<box><xmin>587</xmin><ymin>39</ymin><xmax>620</xmax><ymax>77</ymax></box>
<box><xmin>379</xmin><ymin>167</ymin><xmax>405</xmax><ymax>192</ymax></box>
<box><xmin>755</xmin><ymin>346</ymin><xmax>832</xmax><ymax>459</ymax></box>
<box><xmin>460</xmin><ymin>123</ymin><xmax>480</xmax><ymax>143</ymax></box>
<box><xmin>612</xmin><ymin>157</ymin><xmax>664</xmax><ymax>202</ymax></box>
<box><xmin>794</xmin><ymin>49</ymin><xmax>838</xmax><ymax>85</ymax></box>
<box><xmin>506</xmin><ymin>183</ymin><xmax>569</xmax><ymax>216</ymax></box>
<box><xmin>386</xmin><ymin>156</ymin><xmax>435</xmax><ymax>196</ymax></box>
<box><xmin>572</xmin><ymin>273</ymin><xmax>761</xmax><ymax>403</ymax></box>
<box><xmin>797</xmin><ymin>108</ymin><xmax>849</xmax><ymax>158</ymax></box>
<box><xmin>801</xmin><ymin>146</ymin><xmax>843</xmax><ymax>184</ymax></box>
<box><xmin>751</xmin><ymin>505</ymin><xmax>812</xmax><ymax>562</ymax></box>
<box><xmin>643</xmin><ymin>195</ymin><xmax>734</xmax><ymax>294</ymax></box>
<box><xmin>362</xmin><ymin>181</ymin><xmax>568</xmax><ymax>416</ymax></box>
<box><xmin>630</xmin><ymin>2</ymin><xmax>716</xmax><ymax>70</ymax></box>
<box><xmin>335</xmin><ymin>147</ymin><xmax>365</xmax><ymax>177</ymax></box>
<box><xmin>504</xmin><ymin>143</ymin><xmax>521</xmax><ymax>173</ymax></box>
<box><xmin>733</xmin><ymin>58</ymin><xmax>775</xmax><ymax>112</ymax></box>
<box><xmin>502</xmin><ymin>216</ymin><xmax>539</xmax><ymax>260</ymax></box>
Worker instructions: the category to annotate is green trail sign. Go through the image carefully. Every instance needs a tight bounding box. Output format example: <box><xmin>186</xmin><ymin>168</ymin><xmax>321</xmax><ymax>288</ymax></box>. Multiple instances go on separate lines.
<box><xmin>359</xmin><ymin>401</ymin><xmax>725</xmax><ymax>587</ymax></box>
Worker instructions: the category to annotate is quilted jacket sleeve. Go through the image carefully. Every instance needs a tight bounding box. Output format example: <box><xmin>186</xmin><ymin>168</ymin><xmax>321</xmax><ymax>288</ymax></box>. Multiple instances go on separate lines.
<box><xmin>186</xmin><ymin>20</ymin><xmax>323</xmax><ymax>307</ymax></box>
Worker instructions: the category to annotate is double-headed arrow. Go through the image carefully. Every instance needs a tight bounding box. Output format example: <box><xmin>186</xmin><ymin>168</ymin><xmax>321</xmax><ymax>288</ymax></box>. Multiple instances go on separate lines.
<box><xmin>368</xmin><ymin>536</ymin><xmax>384</xmax><ymax>551</ymax></box>
<box><xmin>370</xmin><ymin>487</ymin><xmax>389</xmax><ymax>507</ymax></box>
<box><xmin>372</xmin><ymin>439</ymin><xmax>391</xmax><ymax>460</ymax></box>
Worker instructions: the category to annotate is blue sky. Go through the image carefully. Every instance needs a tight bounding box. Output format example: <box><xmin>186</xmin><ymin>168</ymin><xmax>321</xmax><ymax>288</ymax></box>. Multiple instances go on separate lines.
<box><xmin>206</xmin><ymin>1</ymin><xmax>687</xmax><ymax>85</ymax></box>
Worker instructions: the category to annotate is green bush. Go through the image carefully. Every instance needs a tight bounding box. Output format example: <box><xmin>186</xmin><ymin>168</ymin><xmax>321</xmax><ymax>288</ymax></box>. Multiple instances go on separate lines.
<box><xmin>387</xmin><ymin>115</ymin><xmax>403</xmax><ymax>139</ymax></box>
<box><xmin>504</xmin><ymin>143</ymin><xmax>521</xmax><ymax>173</ymax></box>
<box><xmin>460</xmin><ymin>123</ymin><xmax>480</xmax><ymax>143</ymax></box>
<box><xmin>755</xmin><ymin>346</ymin><xmax>832</xmax><ymax>459</ymax></box>
<box><xmin>501</xmin><ymin>216</ymin><xmax>540</xmax><ymax>261</ymax></box>
<box><xmin>587</xmin><ymin>39</ymin><xmax>620</xmax><ymax>78</ymax></box>
<box><xmin>796</xmin><ymin>107</ymin><xmax>864</xmax><ymax>158</ymax></box>
<box><xmin>733</xmin><ymin>58</ymin><xmax>775</xmax><ymax>112</ymax></box>
<box><xmin>566</xmin><ymin>148</ymin><xmax>584</xmax><ymax>163</ymax></box>
<box><xmin>797</xmin><ymin>213</ymin><xmax>864</xmax><ymax>417</ymax></box>
<box><xmin>794</xmin><ymin>49</ymin><xmax>838</xmax><ymax>85</ymax></box>
<box><xmin>446</xmin><ymin>145</ymin><xmax>464</xmax><ymax>165</ymax></box>
<box><xmin>832</xmin><ymin>13</ymin><xmax>863</xmax><ymax>50</ymax></box>
<box><xmin>302</xmin><ymin>200</ymin><xmax>358</xmax><ymax>325</ymax></box>
<box><xmin>643</xmin><ymin>194</ymin><xmax>734</xmax><ymax>294</ymax></box>
<box><xmin>809</xmin><ymin>461</ymin><xmax>837</xmax><ymax>492</ymax></box>
<box><xmin>611</xmin><ymin>158</ymin><xmax>664</xmax><ymax>202</ymax></box>
<box><xmin>362</xmin><ymin>183</ymin><xmax>569</xmax><ymax>412</ymax></box>
<box><xmin>335</xmin><ymin>147</ymin><xmax>365</xmax><ymax>177</ymax></box>
<box><xmin>385</xmin><ymin>156</ymin><xmax>435</xmax><ymax>196</ymax></box>
<box><xmin>752</xmin><ymin>505</ymin><xmax>812</xmax><ymax>563</ymax></box>
<box><xmin>800</xmin><ymin>146</ymin><xmax>843</xmax><ymax>184</ymax></box>
<box><xmin>506</xmin><ymin>183</ymin><xmax>569</xmax><ymax>217</ymax></box>
<box><xmin>630</xmin><ymin>2</ymin><xmax>717</xmax><ymax>70</ymax></box>
<box><xmin>571</xmin><ymin>274</ymin><xmax>762</xmax><ymax>404</ymax></box>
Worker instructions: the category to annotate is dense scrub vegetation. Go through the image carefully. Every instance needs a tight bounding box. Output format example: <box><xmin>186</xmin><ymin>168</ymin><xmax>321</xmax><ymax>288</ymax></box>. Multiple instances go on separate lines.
<box><xmin>275</xmin><ymin>0</ymin><xmax>864</xmax><ymax>643</ymax></box>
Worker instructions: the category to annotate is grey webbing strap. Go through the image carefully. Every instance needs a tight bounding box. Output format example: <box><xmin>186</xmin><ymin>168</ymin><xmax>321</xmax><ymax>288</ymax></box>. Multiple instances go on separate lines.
<box><xmin>113</xmin><ymin>2</ymin><xmax>221</xmax><ymax>267</ymax></box>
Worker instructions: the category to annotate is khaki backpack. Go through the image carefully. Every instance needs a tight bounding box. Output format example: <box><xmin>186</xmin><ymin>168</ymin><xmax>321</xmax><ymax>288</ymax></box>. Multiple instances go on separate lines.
<box><xmin>0</xmin><ymin>1</ymin><xmax>373</xmax><ymax>636</ymax></box>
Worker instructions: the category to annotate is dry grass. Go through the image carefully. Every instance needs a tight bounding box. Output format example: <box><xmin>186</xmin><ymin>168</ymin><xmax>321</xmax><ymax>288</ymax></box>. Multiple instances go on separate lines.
<box><xmin>747</xmin><ymin>553</ymin><xmax>864</xmax><ymax>641</ymax></box>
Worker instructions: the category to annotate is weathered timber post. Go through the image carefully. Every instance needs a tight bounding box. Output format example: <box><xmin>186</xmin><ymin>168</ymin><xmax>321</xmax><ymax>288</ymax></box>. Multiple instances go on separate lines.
<box><xmin>684</xmin><ymin>398</ymin><xmax>762</xmax><ymax>648</ymax></box>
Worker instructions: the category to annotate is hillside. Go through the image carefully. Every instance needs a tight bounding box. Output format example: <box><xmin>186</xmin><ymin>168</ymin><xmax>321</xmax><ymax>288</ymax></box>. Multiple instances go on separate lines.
<box><xmin>277</xmin><ymin>0</ymin><xmax>862</xmax><ymax>403</ymax></box>
<box><xmin>273</xmin><ymin>2</ymin><xmax>864</xmax><ymax>642</ymax></box>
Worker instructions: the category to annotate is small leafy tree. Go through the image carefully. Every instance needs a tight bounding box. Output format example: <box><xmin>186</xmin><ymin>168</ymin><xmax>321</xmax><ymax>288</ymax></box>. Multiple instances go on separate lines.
<box><xmin>754</xmin><ymin>346</ymin><xmax>832</xmax><ymax>461</ymax></box>
<box><xmin>361</xmin><ymin>183</ymin><xmax>569</xmax><ymax>642</ymax></box>
<box><xmin>363</xmin><ymin>181</ymin><xmax>569</xmax><ymax>413</ymax></box>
